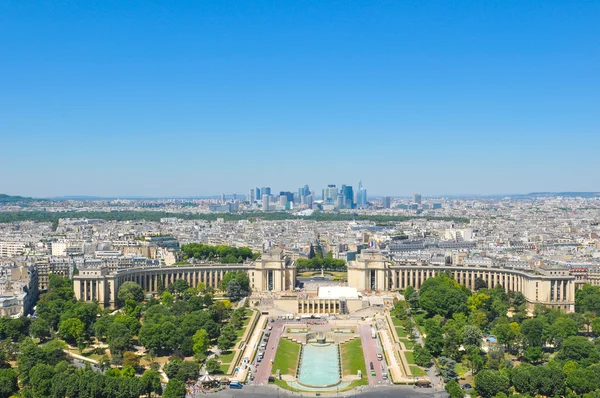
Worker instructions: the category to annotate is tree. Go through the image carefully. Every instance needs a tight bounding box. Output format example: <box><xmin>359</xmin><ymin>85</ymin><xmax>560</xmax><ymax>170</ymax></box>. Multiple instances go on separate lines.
<box><xmin>29</xmin><ymin>363</ymin><xmax>55</xmax><ymax>398</ymax></box>
<box><xmin>576</xmin><ymin>285</ymin><xmax>600</xmax><ymax>315</ymax></box>
<box><xmin>521</xmin><ymin>318</ymin><xmax>545</xmax><ymax>348</ymax></box>
<box><xmin>192</xmin><ymin>329</ymin><xmax>209</xmax><ymax>357</ymax></box>
<box><xmin>511</xmin><ymin>365</ymin><xmax>535</xmax><ymax>395</ymax></box>
<box><xmin>523</xmin><ymin>346</ymin><xmax>543</xmax><ymax>364</ymax></box>
<box><xmin>474</xmin><ymin>369</ymin><xmax>510</xmax><ymax>398</ymax></box>
<box><xmin>443</xmin><ymin>319</ymin><xmax>463</xmax><ymax>360</ymax></box>
<box><xmin>404</xmin><ymin>285</ymin><xmax>420</xmax><ymax>309</ymax></box>
<box><xmin>446</xmin><ymin>379</ymin><xmax>463</xmax><ymax>398</ymax></box>
<box><xmin>551</xmin><ymin>317</ymin><xmax>579</xmax><ymax>345</ymax></box>
<box><xmin>58</xmin><ymin>317</ymin><xmax>85</xmax><ymax>344</ymax></box>
<box><xmin>465</xmin><ymin>345</ymin><xmax>484</xmax><ymax>375</ymax></box>
<box><xmin>175</xmin><ymin>361</ymin><xmax>199</xmax><ymax>382</ymax></box>
<box><xmin>118</xmin><ymin>282</ymin><xmax>145</xmax><ymax>303</ymax></box>
<box><xmin>557</xmin><ymin>336</ymin><xmax>600</xmax><ymax>366</ymax></box>
<box><xmin>414</xmin><ymin>344</ymin><xmax>433</xmax><ymax>367</ymax></box>
<box><xmin>534</xmin><ymin>364</ymin><xmax>565</xmax><ymax>397</ymax></box>
<box><xmin>420</xmin><ymin>275</ymin><xmax>469</xmax><ymax>318</ymax></box>
<box><xmin>122</xmin><ymin>364</ymin><xmax>136</xmax><ymax>378</ymax></box>
<box><xmin>140</xmin><ymin>369</ymin><xmax>162</xmax><ymax>397</ymax></box>
<box><xmin>493</xmin><ymin>319</ymin><xmax>519</xmax><ymax>352</ymax></box>
<box><xmin>217</xmin><ymin>326</ymin><xmax>237</xmax><ymax>351</ymax></box>
<box><xmin>565</xmin><ymin>367</ymin><xmax>600</xmax><ymax>395</ymax></box>
<box><xmin>0</xmin><ymin>368</ymin><xmax>18</xmax><ymax>398</ymax></box>
<box><xmin>163</xmin><ymin>379</ymin><xmax>186</xmax><ymax>398</ymax></box>
<box><xmin>592</xmin><ymin>317</ymin><xmax>600</xmax><ymax>337</ymax></box>
<box><xmin>169</xmin><ymin>279</ymin><xmax>190</xmax><ymax>295</ymax></box>
<box><xmin>438</xmin><ymin>357</ymin><xmax>458</xmax><ymax>382</ymax></box>
<box><xmin>29</xmin><ymin>318</ymin><xmax>51</xmax><ymax>341</ymax></box>
<box><xmin>123</xmin><ymin>351</ymin><xmax>140</xmax><ymax>368</ymax></box>
<box><xmin>94</xmin><ymin>315</ymin><xmax>114</xmax><ymax>340</ymax></box>
<box><xmin>162</xmin><ymin>291</ymin><xmax>174</xmax><ymax>305</ymax></box>
<box><xmin>487</xmin><ymin>344</ymin><xmax>505</xmax><ymax>370</ymax></box>
<box><xmin>463</xmin><ymin>325</ymin><xmax>483</xmax><ymax>347</ymax></box>
<box><xmin>424</xmin><ymin>318</ymin><xmax>444</xmax><ymax>356</ymax></box>
<box><xmin>107</xmin><ymin>323</ymin><xmax>132</xmax><ymax>356</ymax></box>
<box><xmin>474</xmin><ymin>277</ymin><xmax>488</xmax><ymax>291</ymax></box>
<box><xmin>205</xmin><ymin>358</ymin><xmax>221</xmax><ymax>373</ymax></box>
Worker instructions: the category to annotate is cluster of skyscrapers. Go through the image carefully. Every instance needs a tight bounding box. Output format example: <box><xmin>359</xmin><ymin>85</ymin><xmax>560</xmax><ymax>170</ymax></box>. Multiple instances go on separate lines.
<box><xmin>246</xmin><ymin>182</ymin><xmax>368</xmax><ymax>211</ymax></box>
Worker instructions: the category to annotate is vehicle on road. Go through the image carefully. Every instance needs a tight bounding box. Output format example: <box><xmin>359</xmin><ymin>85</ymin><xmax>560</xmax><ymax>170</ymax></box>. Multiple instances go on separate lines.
<box><xmin>377</xmin><ymin>353</ymin><xmax>383</xmax><ymax>361</ymax></box>
<box><xmin>371</xmin><ymin>328</ymin><xmax>377</xmax><ymax>339</ymax></box>
<box><xmin>415</xmin><ymin>380</ymin><xmax>432</xmax><ymax>388</ymax></box>
<box><xmin>461</xmin><ymin>383</ymin><xmax>472</xmax><ymax>390</ymax></box>
<box><xmin>229</xmin><ymin>382</ymin><xmax>243</xmax><ymax>389</ymax></box>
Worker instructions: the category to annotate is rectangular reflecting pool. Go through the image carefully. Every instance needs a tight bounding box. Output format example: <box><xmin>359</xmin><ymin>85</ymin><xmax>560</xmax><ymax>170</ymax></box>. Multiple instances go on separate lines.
<box><xmin>298</xmin><ymin>343</ymin><xmax>340</xmax><ymax>387</ymax></box>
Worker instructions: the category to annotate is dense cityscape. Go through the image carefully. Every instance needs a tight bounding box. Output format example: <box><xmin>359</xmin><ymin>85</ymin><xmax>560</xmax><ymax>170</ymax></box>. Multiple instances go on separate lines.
<box><xmin>1</xmin><ymin>190</ymin><xmax>600</xmax><ymax>397</ymax></box>
<box><xmin>3</xmin><ymin>1</ymin><xmax>598</xmax><ymax>397</ymax></box>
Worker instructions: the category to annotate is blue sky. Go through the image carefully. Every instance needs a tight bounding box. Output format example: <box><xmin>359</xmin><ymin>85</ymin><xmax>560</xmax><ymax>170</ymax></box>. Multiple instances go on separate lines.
<box><xmin>1</xmin><ymin>1</ymin><xmax>599</xmax><ymax>197</ymax></box>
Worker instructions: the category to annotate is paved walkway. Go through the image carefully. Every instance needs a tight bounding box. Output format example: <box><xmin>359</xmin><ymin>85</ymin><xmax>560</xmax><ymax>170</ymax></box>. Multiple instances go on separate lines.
<box><xmin>377</xmin><ymin>322</ymin><xmax>404</xmax><ymax>382</ymax></box>
<box><xmin>234</xmin><ymin>314</ymin><xmax>266</xmax><ymax>382</ymax></box>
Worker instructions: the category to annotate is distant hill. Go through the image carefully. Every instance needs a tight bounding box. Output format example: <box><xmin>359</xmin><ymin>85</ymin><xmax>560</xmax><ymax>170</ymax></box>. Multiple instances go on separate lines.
<box><xmin>525</xmin><ymin>192</ymin><xmax>600</xmax><ymax>198</ymax></box>
<box><xmin>0</xmin><ymin>194</ymin><xmax>36</xmax><ymax>203</ymax></box>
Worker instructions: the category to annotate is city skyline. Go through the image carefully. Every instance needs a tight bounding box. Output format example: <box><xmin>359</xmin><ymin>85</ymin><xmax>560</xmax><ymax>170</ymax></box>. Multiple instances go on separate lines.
<box><xmin>2</xmin><ymin>2</ymin><xmax>599</xmax><ymax>197</ymax></box>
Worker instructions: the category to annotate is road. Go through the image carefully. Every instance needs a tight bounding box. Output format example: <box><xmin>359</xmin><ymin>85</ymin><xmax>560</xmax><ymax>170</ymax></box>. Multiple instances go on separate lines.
<box><xmin>212</xmin><ymin>385</ymin><xmax>448</xmax><ymax>398</ymax></box>
<box><xmin>253</xmin><ymin>319</ymin><xmax>285</xmax><ymax>385</ymax></box>
<box><xmin>358</xmin><ymin>324</ymin><xmax>386</xmax><ymax>386</ymax></box>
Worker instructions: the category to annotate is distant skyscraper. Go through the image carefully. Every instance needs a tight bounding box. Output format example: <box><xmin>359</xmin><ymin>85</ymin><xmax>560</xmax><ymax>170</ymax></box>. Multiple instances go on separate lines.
<box><xmin>261</xmin><ymin>187</ymin><xmax>271</xmax><ymax>197</ymax></box>
<box><xmin>342</xmin><ymin>185</ymin><xmax>354</xmax><ymax>209</ymax></box>
<box><xmin>383</xmin><ymin>196</ymin><xmax>391</xmax><ymax>208</ymax></box>
<box><xmin>256</xmin><ymin>187</ymin><xmax>261</xmax><ymax>199</ymax></box>
<box><xmin>356</xmin><ymin>182</ymin><xmax>367</xmax><ymax>207</ymax></box>
<box><xmin>221</xmin><ymin>193</ymin><xmax>225</xmax><ymax>203</ymax></box>
<box><xmin>324</xmin><ymin>185</ymin><xmax>338</xmax><ymax>203</ymax></box>
<box><xmin>248</xmin><ymin>188</ymin><xmax>255</xmax><ymax>203</ymax></box>
<box><xmin>336</xmin><ymin>193</ymin><xmax>344</xmax><ymax>209</ymax></box>
<box><xmin>262</xmin><ymin>194</ymin><xmax>270</xmax><ymax>211</ymax></box>
<box><xmin>279</xmin><ymin>191</ymin><xmax>294</xmax><ymax>202</ymax></box>
<box><xmin>413</xmin><ymin>192</ymin><xmax>422</xmax><ymax>205</ymax></box>
<box><xmin>279</xmin><ymin>195</ymin><xmax>288</xmax><ymax>206</ymax></box>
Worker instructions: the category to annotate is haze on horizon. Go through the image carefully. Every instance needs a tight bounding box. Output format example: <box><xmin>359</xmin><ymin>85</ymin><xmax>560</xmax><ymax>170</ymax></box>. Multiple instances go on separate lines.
<box><xmin>1</xmin><ymin>2</ymin><xmax>598</xmax><ymax>198</ymax></box>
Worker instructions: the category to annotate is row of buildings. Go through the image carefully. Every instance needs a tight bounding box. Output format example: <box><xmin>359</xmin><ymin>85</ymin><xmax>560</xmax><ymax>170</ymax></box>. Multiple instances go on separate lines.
<box><xmin>73</xmin><ymin>248</ymin><xmax>577</xmax><ymax>313</ymax></box>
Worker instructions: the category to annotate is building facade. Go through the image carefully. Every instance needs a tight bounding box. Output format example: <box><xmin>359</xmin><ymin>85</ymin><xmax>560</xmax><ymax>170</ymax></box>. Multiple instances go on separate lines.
<box><xmin>348</xmin><ymin>250</ymin><xmax>576</xmax><ymax>310</ymax></box>
<box><xmin>73</xmin><ymin>249</ymin><xmax>296</xmax><ymax>308</ymax></box>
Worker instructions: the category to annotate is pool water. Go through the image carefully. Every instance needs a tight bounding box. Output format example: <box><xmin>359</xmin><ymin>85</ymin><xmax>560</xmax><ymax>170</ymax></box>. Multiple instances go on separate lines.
<box><xmin>298</xmin><ymin>344</ymin><xmax>340</xmax><ymax>387</ymax></box>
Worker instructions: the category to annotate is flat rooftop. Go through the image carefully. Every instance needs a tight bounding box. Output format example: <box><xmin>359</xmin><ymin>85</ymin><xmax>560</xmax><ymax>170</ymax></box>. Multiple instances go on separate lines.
<box><xmin>317</xmin><ymin>286</ymin><xmax>359</xmax><ymax>300</ymax></box>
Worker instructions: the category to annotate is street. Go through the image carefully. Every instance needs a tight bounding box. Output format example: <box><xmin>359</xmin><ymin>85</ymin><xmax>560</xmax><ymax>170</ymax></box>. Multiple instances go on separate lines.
<box><xmin>358</xmin><ymin>324</ymin><xmax>386</xmax><ymax>386</ymax></box>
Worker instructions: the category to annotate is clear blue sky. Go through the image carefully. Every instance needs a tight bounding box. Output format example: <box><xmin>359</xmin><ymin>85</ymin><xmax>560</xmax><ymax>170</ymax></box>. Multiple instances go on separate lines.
<box><xmin>1</xmin><ymin>1</ymin><xmax>598</xmax><ymax>197</ymax></box>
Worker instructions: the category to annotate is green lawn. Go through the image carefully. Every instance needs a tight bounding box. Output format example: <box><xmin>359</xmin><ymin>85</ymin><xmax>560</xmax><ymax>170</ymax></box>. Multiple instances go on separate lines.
<box><xmin>219</xmin><ymin>364</ymin><xmax>230</xmax><ymax>374</ymax></box>
<box><xmin>410</xmin><ymin>365</ymin><xmax>426</xmax><ymax>377</ymax></box>
<box><xmin>242</xmin><ymin>309</ymin><xmax>254</xmax><ymax>327</ymax></box>
<box><xmin>395</xmin><ymin>327</ymin><xmax>408</xmax><ymax>337</ymax></box>
<box><xmin>391</xmin><ymin>317</ymin><xmax>404</xmax><ymax>327</ymax></box>
<box><xmin>400</xmin><ymin>338</ymin><xmax>414</xmax><ymax>350</ymax></box>
<box><xmin>404</xmin><ymin>351</ymin><xmax>415</xmax><ymax>364</ymax></box>
<box><xmin>272</xmin><ymin>339</ymin><xmax>300</xmax><ymax>376</ymax></box>
<box><xmin>341</xmin><ymin>338</ymin><xmax>367</xmax><ymax>376</ymax></box>
<box><xmin>219</xmin><ymin>350</ymin><xmax>235</xmax><ymax>364</ymax></box>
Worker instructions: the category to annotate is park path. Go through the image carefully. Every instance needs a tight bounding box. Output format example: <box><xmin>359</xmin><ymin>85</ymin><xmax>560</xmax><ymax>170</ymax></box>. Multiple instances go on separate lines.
<box><xmin>234</xmin><ymin>314</ymin><xmax>266</xmax><ymax>382</ymax></box>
